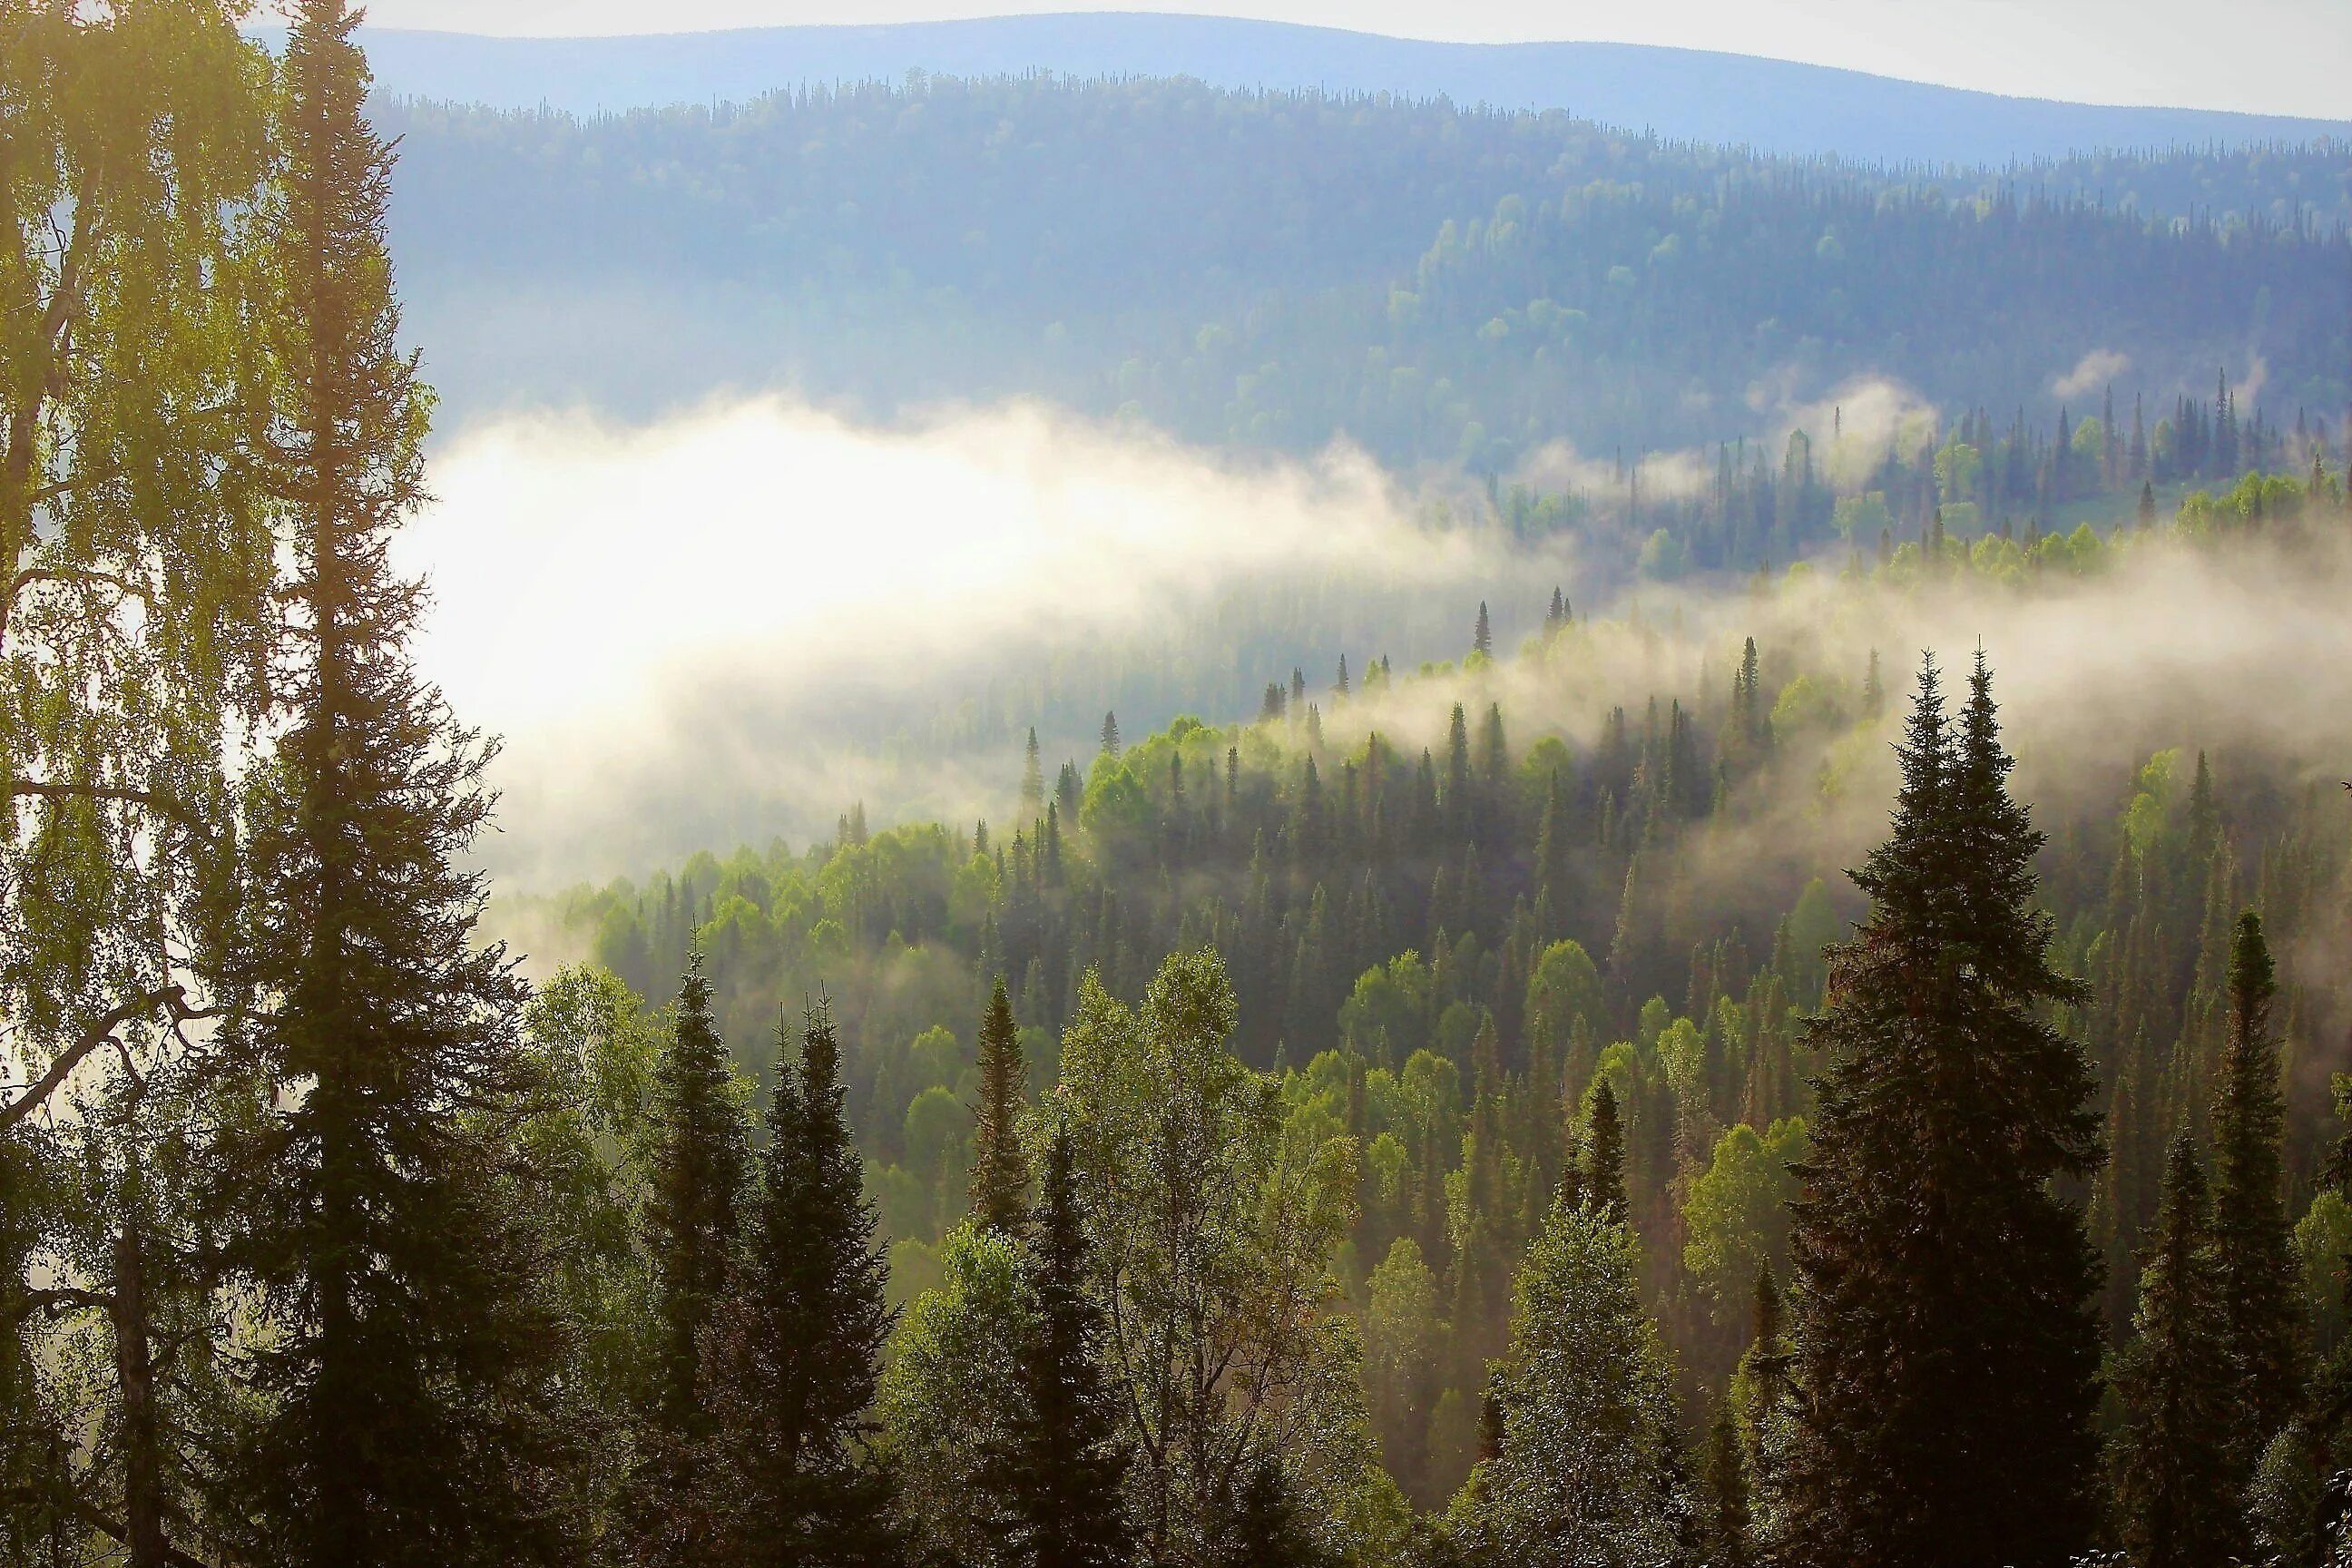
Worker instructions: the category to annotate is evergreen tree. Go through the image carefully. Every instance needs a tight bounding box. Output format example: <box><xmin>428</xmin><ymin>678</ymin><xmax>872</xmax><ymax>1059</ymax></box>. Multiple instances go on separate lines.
<box><xmin>971</xmin><ymin>976</ymin><xmax>1029</xmax><ymax>1235</ymax></box>
<box><xmin>643</xmin><ymin>957</ymin><xmax>750</xmax><ymax>1436</ymax></box>
<box><xmin>1780</xmin><ymin>652</ymin><xmax>2102</xmax><ymax>1568</ymax></box>
<box><xmin>2111</xmin><ymin>1136</ymin><xmax>2239</xmax><ymax>1568</ymax></box>
<box><xmin>983</xmin><ymin>1129</ymin><xmax>1136</xmax><ymax>1568</ymax></box>
<box><xmin>1214</xmin><ymin>1454</ymin><xmax>1333</xmax><ymax>1568</ymax></box>
<box><xmin>1704</xmin><ymin>1398</ymin><xmax>1754</xmax><ymax>1568</ymax></box>
<box><xmin>214</xmin><ymin>5</ymin><xmax>569</xmax><ymax>1560</ymax></box>
<box><xmin>1021</xmin><ymin>729</ymin><xmax>1045</xmax><ymax>818</ymax></box>
<box><xmin>707</xmin><ymin>1002</ymin><xmax>897</xmax><ymax>1566</ymax></box>
<box><xmin>1585</xmin><ymin>1081</ymin><xmax>1628</xmax><ymax>1223</ymax></box>
<box><xmin>2210</xmin><ymin>910</ymin><xmax>2305</xmax><ymax>1461</ymax></box>
<box><xmin>1465</xmin><ymin>1198</ymin><xmax>1686</xmax><ymax>1565</ymax></box>
<box><xmin>1472</xmin><ymin>602</ymin><xmax>1493</xmax><ymax>659</ymax></box>
<box><xmin>1099</xmin><ymin>712</ymin><xmax>1121</xmax><ymax>758</ymax></box>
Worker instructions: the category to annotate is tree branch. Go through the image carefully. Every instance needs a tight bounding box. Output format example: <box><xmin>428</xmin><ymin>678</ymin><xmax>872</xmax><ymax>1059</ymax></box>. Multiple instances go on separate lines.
<box><xmin>10</xmin><ymin>779</ymin><xmax>213</xmax><ymax>838</ymax></box>
<box><xmin>71</xmin><ymin>1502</ymin><xmax>208</xmax><ymax>1568</ymax></box>
<box><xmin>0</xmin><ymin>984</ymin><xmax>190</xmax><ymax>1131</ymax></box>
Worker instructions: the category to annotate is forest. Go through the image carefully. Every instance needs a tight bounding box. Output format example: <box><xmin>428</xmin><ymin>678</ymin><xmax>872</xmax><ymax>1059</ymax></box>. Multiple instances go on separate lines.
<box><xmin>380</xmin><ymin>76</ymin><xmax>2352</xmax><ymax>448</ymax></box>
<box><xmin>6</xmin><ymin>4</ymin><xmax>2352</xmax><ymax>1568</ymax></box>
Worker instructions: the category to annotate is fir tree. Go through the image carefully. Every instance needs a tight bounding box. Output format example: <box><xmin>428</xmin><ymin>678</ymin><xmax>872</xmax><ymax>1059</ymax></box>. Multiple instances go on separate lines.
<box><xmin>1099</xmin><ymin>711</ymin><xmax>1121</xmax><ymax>758</ymax></box>
<box><xmin>707</xmin><ymin>1002</ymin><xmax>897</xmax><ymax>1566</ymax></box>
<box><xmin>1020</xmin><ymin>729</ymin><xmax>1045</xmax><ymax>818</ymax></box>
<box><xmin>1473</xmin><ymin>602</ymin><xmax>1493</xmax><ymax>659</ymax></box>
<box><xmin>1704</xmin><ymin>1398</ymin><xmax>1753</xmax><ymax>1568</ymax></box>
<box><xmin>1216</xmin><ymin>1455</ymin><xmax>1332</xmax><ymax>1568</ymax></box>
<box><xmin>1780</xmin><ymin>652</ymin><xmax>2102</xmax><ymax>1568</ymax></box>
<box><xmin>2111</xmin><ymin>1136</ymin><xmax>2239</xmax><ymax>1568</ymax></box>
<box><xmin>214</xmin><ymin>5</ymin><xmax>568</xmax><ymax>1560</ymax></box>
<box><xmin>643</xmin><ymin>957</ymin><xmax>750</xmax><ymax>1435</ymax></box>
<box><xmin>983</xmin><ymin>1129</ymin><xmax>1136</xmax><ymax>1568</ymax></box>
<box><xmin>971</xmin><ymin>976</ymin><xmax>1029</xmax><ymax>1235</ymax></box>
<box><xmin>2210</xmin><ymin>910</ymin><xmax>2305</xmax><ymax>1462</ymax></box>
<box><xmin>1585</xmin><ymin>1081</ymin><xmax>1628</xmax><ymax>1224</ymax></box>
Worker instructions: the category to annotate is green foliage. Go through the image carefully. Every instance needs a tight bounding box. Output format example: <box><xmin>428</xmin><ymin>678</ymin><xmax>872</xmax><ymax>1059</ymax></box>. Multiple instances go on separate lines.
<box><xmin>1780</xmin><ymin>653</ymin><xmax>2103</xmax><ymax>1567</ymax></box>
<box><xmin>1683</xmin><ymin>1118</ymin><xmax>1808</xmax><ymax>1322</ymax></box>
<box><xmin>1058</xmin><ymin>951</ymin><xmax>1367</xmax><ymax>1564</ymax></box>
<box><xmin>2210</xmin><ymin>911</ymin><xmax>2306</xmax><ymax>1467</ymax></box>
<box><xmin>1460</xmin><ymin>1200</ymin><xmax>1688</xmax><ymax>1565</ymax></box>
<box><xmin>703</xmin><ymin>1003</ymin><xmax>899</xmax><ymax>1564</ymax></box>
<box><xmin>2111</xmin><ymin>1138</ymin><xmax>2240</xmax><ymax>1568</ymax></box>
<box><xmin>879</xmin><ymin>1220</ymin><xmax>1033</xmax><ymax>1564</ymax></box>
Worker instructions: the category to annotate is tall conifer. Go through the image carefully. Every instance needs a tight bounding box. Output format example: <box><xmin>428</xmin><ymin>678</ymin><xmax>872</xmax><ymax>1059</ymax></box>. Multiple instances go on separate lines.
<box><xmin>643</xmin><ymin>957</ymin><xmax>750</xmax><ymax>1434</ymax></box>
<box><xmin>2209</xmin><ymin>911</ymin><xmax>2304</xmax><ymax>1461</ymax></box>
<box><xmin>707</xmin><ymin>1003</ymin><xmax>897</xmax><ymax>1565</ymax></box>
<box><xmin>971</xmin><ymin>977</ymin><xmax>1029</xmax><ymax>1234</ymax></box>
<box><xmin>983</xmin><ymin>1129</ymin><xmax>1134</xmax><ymax>1568</ymax></box>
<box><xmin>1780</xmin><ymin>652</ymin><xmax>2102</xmax><ymax>1567</ymax></box>
<box><xmin>2112</xmin><ymin>1136</ymin><xmax>2239</xmax><ymax>1568</ymax></box>
<box><xmin>1585</xmin><ymin>1082</ymin><xmax>1628</xmax><ymax>1223</ymax></box>
<box><xmin>216</xmin><ymin>5</ymin><xmax>568</xmax><ymax>1561</ymax></box>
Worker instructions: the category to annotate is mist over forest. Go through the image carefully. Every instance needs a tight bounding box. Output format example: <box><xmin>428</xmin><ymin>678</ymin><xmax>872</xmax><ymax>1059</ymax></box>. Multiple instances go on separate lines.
<box><xmin>6</xmin><ymin>6</ymin><xmax>2352</xmax><ymax>1568</ymax></box>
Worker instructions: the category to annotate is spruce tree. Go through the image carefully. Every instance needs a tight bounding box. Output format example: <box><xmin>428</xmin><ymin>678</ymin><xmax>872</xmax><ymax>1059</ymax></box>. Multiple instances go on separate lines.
<box><xmin>2112</xmin><ymin>1136</ymin><xmax>2239</xmax><ymax>1568</ymax></box>
<box><xmin>707</xmin><ymin>1002</ymin><xmax>897</xmax><ymax>1566</ymax></box>
<box><xmin>983</xmin><ymin>1129</ymin><xmax>1135</xmax><ymax>1568</ymax></box>
<box><xmin>1215</xmin><ymin>1455</ymin><xmax>1333</xmax><ymax>1568</ymax></box>
<box><xmin>2209</xmin><ymin>910</ymin><xmax>2304</xmax><ymax>1461</ymax></box>
<box><xmin>1704</xmin><ymin>1398</ymin><xmax>1753</xmax><ymax>1568</ymax></box>
<box><xmin>1780</xmin><ymin>652</ymin><xmax>2102</xmax><ymax>1567</ymax></box>
<box><xmin>642</xmin><ymin>956</ymin><xmax>750</xmax><ymax>1436</ymax></box>
<box><xmin>215</xmin><ymin>5</ymin><xmax>568</xmax><ymax>1561</ymax></box>
<box><xmin>971</xmin><ymin>976</ymin><xmax>1029</xmax><ymax>1235</ymax></box>
<box><xmin>1585</xmin><ymin>1081</ymin><xmax>1628</xmax><ymax>1223</ymax></box>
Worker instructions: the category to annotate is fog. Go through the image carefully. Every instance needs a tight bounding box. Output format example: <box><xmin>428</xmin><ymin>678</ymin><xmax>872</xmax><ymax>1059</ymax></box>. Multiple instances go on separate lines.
<box><xmin>404</xmin><ymin>392</ymin><xmax>2352</xmax><ymax>905</ymax></box>
<box><xmin>401</xmin><ymin>396</ymin><xmax>1574</xmax><ymax>886</ymax></box>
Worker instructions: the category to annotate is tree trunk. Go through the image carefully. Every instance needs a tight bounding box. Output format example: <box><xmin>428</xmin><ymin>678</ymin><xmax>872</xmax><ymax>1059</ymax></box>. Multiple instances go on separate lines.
<box><xmin>110</xmin><ymin>1220</ymin><xmax>166</xmax><ymax>1568</ymax></box>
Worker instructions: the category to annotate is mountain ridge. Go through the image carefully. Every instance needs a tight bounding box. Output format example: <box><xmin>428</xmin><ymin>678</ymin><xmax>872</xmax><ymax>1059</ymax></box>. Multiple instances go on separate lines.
<box><xmin>304</xmin><ymin>13</ymin><xmax>2349</xmax><ymax>167</ymax></box>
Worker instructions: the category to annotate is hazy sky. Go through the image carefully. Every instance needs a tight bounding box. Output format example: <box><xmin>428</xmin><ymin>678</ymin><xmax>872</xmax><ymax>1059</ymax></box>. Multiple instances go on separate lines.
<box><xmin>346</xmin><ymin>1</ymin><xmax>2352</xmax><ymax>119</ymax></box>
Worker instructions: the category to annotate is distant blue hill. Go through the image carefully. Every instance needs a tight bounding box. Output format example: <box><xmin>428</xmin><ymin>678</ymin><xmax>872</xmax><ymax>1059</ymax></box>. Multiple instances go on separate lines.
<box><xmin>320</xmin><ymin>12</ymin><xmax>2347</xmax><ymax>167</ymax></box>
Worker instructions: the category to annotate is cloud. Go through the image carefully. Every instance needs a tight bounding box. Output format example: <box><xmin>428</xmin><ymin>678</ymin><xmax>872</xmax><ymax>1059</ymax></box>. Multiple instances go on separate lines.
<box><xmin>399</xmin><ymin>395</ymin><xmax>1577</xmax><ymax>886</ymax></box>
<box><xmin>2053</xmin><ymin>348</ymin><xmax>2132</xmax><ymax>400</ymax></box>
<box><xmin>1510</xmin><ymin>438</ymin><xmax>1711</xmax><ymax>503</ymax></box>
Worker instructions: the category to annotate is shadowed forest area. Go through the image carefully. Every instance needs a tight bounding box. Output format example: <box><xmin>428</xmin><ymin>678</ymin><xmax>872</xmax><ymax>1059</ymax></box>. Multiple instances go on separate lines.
<box><xmin>5</xmin><ymin>4</ymin><xmax>2352</xmax><ymax>1567</ymax></box>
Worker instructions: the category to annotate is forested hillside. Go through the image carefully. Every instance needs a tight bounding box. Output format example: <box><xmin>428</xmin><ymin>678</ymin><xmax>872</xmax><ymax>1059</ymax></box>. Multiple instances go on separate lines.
<box><xmin>509</xmin><ymin>472</ymin><xmax>2352</xmax><ymax>1553</ymax></box>
<box><xmin>9</xmin><ymin>5</ymin><xmax>2352</xmax><ymax>1568</ymax></box>
<box><xmin>323</xmin><ymin>15</ymin><xmax>2352</xmax><ymax>163</ymax></box>
<box><xmin>383</xmin><ymin>76</ymin><xmax>2352</xmax><ymax>451</ymax></box>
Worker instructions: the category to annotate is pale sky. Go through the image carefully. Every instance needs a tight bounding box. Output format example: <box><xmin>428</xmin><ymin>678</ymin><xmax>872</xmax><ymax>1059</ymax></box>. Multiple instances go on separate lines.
<box><xmin>345</xmin><ymin>1</ymin><xmax>2352</xmax><ymax>120</ymax></box>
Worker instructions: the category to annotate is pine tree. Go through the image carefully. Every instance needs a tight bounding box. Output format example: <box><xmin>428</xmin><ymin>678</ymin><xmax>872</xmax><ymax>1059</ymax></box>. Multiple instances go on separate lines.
<box><xmin>2112</xmin><ymin>1136</ymin><xmax>2239</xmax><ymax>1568</ymax></box>
<box><xmin>1472</xmin><ymin>602</ymin><xmax>1493</xmax><ymax>659</ymax></box>
<box><xmin>1585</xmin><ymin>1082</ymin><xmax>1628</xmax><ymax>1224</ymax></box>
<box><xmin>1099</xmin><ymin>711</ymin><xmax>1121</xmax><ymax>758</ymax></box>
<box><xmin>1467</xmin><ymin>1199</ymin><xmax>1686</xmax><ymax>1563</ymax></box>
<box><xmin>1780</xmin><ymin>652</ymin><xmax>2102</xmax><ymax>1568</ymax></box>
<box><xmin>707</xmin><ymin>1002</ymin><xmax>897</xmax><ymax>1565</ymax></box>
<box><xmin>643</xmin><ymin>957</ymin><xmax>750</xmax><ymax>1436</ymax></box>
<box><xmin>1215</xmin><ymin>1455</ymin><xmax>1332</xmax><ymax>1568</ymax></box>
<box><xmin>1020</xmin><ymin>729</ymin><xmax>1045</xmax><ymax>818</ymax></box>
<box><xmin>214</xmin><ymin>5</ymin><xmax>568</xmax><ymax>1561</ymax></box>
<box><xmin>1704</xmin><ymin>1398</ymin><xmax>1753</xmax><ymax>1568</ymax></box>
<box><xmin>2209</xmin><ymin>910</ymin><xmax>2305</xmax><ymax>1462</ymax></box>
<box><xmin>971</xmin><ymin>976</ymin><xmax>1029</xmax><ymax>1235</ymax></box>
<box><xmin>983</xmin><ymin>1129</ymin><xmax>1135</xmax><ymax>1568</ymax></box>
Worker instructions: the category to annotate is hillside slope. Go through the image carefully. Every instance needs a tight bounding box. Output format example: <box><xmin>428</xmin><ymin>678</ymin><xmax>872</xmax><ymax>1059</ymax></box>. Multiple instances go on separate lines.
<box><xmin>329</xmin><ymin>14</ymin><xmax>2351</xmax><ymax>166</ymax></box>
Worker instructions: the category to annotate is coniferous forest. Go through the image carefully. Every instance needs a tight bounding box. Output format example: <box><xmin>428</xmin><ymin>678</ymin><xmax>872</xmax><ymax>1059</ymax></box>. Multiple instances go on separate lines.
<box><xmin>5</xmin><ymin>5</ymin><xmax>2352</xmax><ymax>1567</ymax></box>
